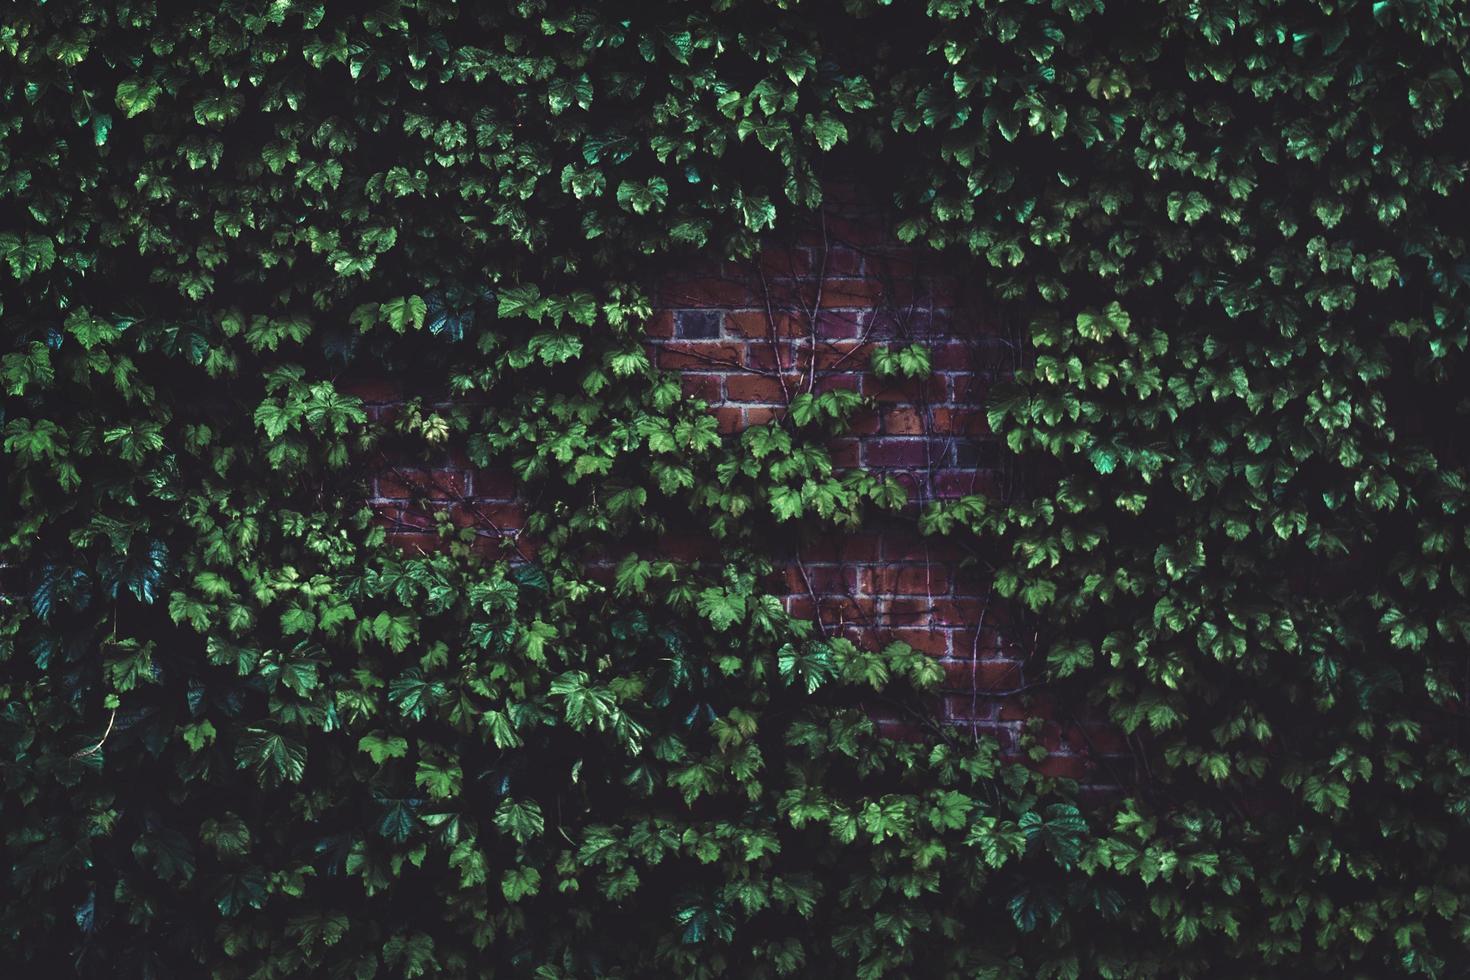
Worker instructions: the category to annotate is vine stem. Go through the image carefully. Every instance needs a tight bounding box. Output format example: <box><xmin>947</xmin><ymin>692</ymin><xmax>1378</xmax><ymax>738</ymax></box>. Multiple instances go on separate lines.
<box><xmin>72</xmin><ymin>708</ymin><xmax>117</xmax><ymax>760</ymax></box>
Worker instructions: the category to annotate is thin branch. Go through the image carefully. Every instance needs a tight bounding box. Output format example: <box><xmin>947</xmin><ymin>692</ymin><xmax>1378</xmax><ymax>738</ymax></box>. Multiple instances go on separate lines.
<box><xmin>71</xmin><ymin>708</ymin><xmax>117</xmax><ymax>760</ymax></box>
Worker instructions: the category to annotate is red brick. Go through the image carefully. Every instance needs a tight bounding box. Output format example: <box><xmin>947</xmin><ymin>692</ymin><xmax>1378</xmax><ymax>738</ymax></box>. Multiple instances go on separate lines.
<box><xmin>881</xmin><ymin>537</ymin><xmax>963</xmax><ymax>561</ymax></box>
<box><xmin>931</xmin><ymin>408</ymin><xmax>987</xmax><ymax>436</ymax></box>
<box><xmin>726</xmin><ymin>310</ymin><xmax>803</xmax><ymax>339</ymax></box>
<box><xmin>814</xmin><ymin>372</ymin><xmax>861</xmax><ymax>393</ymax></box>
<box><xmin>379</xmin><ymin>469</ymin><xmax>469</xmax><ymax>501</ymax></box>
<box><xmin>930</xmin><ymin>342</ymin><xmax>973</xmax><ymax>371</ymax></box>
<box><xmin>1036</xmin><ymin>755</ymin><xmax>1092</xmax><ymax>780</ymax></box>
<box><xmin>338</xmin><ymin>378</ymin><xmax>401</xmax><ymax>403</ymax></box>
<box><xmin>656</xmin><ymin>341</ymin><xmax>746</xmax><ymax>371</ymax></box>
<box><xmin>813</xmin><ymin>341</ymin><xmax>874</xmax><ymax>370</ymax></box>
<box><xmin>644</xmin><ymin>310</ymin><xmax>675</xmax><ymax>338</ymax></box>
<box><xmin>801</xmin><ymin>534</ymin><xmax>882</xmax><ymax>562</ymax></box>
<box><xmin>943</xmin><ymin>657</ymin><xmax>1012</xmax><ymax>691</ymax></box>
<box><xmin>661</xmin><ymin>277</ymin><xmax>757</xmax><ymax>307</ymax></box>
<box><xmin>746</xmin><ymin>343</ymin><xmax>796</xmax><ymax>372</ymax></box>
<box><xmin>867</xmin><ymin>564</ymin><xmax>951</xmax><ymax>596</ymax></box>
<box><xmin>714</xmin><ymin>406</ymin><xmax>743</xmax><ymax>434</ymax></box>
<box><xmin>785</xmin><ymin>595</ymin><xmax>816</xmax><ymax>619</ymax></box>
<box><xmin>820</xmin><ymin>247</ymin><xmax>865</xmax><ymax>276</ymax></box>
<box><xmin>820</xmin><ymin>215</ymin><xmax>890</xmax><ymax>246</ymax></box>
<box><xmin>828</xmin><ymin>438</ymin><xmax>859</xmax><ymax>467</ymax></box>
<box><xmin>681</xmin><ymin>373</ymin><xmax>723</xmax><ymax>401</ymax></box>
<box><xmin>374</xmin><ymin>503</ymin><xmax>436</xmax><ymax>529</ymax></box>
<box><xmin>847</xmin><ymin>408</ymin><xmax>881</xmax><ymax>435</ymax></box>
<box><xmin>816</xmin><ymin>595</ymin><xmax>876</xmax><ymax>626</ymax></box>
<box><xmin>818</xmin><ymin>277</ymin><xmax>886</xmax><ymax>309</ymax></box>
<box><xmin>782</xmin><ymin>562</ymin><xmax>857</xmax><ymax>594</ymax></box>
<box><xmin>943</xmin><ymin>695</ymin><xmax>1000</xmax><ymax>723</ymax></box>
<box><xmin>743</xmin><ymin>406</ymin><xmax>782</xmax><ymax>427</ymax></box>
<box><xmin>468</xmin><ymin>468</ymin><xmax>516</xmax><ymax>500</ymax></box>
<box><xmin>385</xmin><ymin>531</ymin><xmax>441</xmax><ymax>554</ymax></box>
<box><xmin>726</xmin><ymin>374</ymin><xmax>791</xmax><ymax>403</ymax></box>
<box><xmin>948</xmin><ymin>373</ymin><xmax>985</xmax><ymax>403</ymax></box>
<box><xmin>468</xmin><ymin>502</ymin><xmax>527</xmax><ymax>531</ymax></box>
<box><xmin>1000</xmin><ymin>695</ymin><xmax>1056</xmax><ymax>722</ymax></box>
<box><xmin>871</xmin><ymin>375</ymin><xmax>947</xmax><ymax>404</ymax></box>
<box><xmin>934</xmin><ymin>469</ymin><xmax>997</xmax><ymax>499</ymax></box>
<box><xmin>950</xmin><ymin>623</ymin><xmax>1014</xmax><ymax>660</ymax></box>
<box><xmin>881</xmin><ymin>405</ymin><xmax>927</xmax><ymax>435</ymax></box>
<box><xmin>755</xmin><ymin>247</ymin><xmax>813</xmax><ymax>277</ymax></box>
<box><xmin>813</xmin><ymin>310</ymin><xmax>864</xmax><ymax>339</ymax></box>
<box><xmin>864</xmin><ymin>438</ymin><xmax>929</xmax><ymax>468</ymax></box>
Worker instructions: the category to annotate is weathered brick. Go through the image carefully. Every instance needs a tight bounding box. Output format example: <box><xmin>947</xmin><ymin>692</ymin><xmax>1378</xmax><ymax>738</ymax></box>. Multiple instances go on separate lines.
<box><xmin>863</xmin><ymin>438</ymin><xmax>929</xmax><ymax>468</ymax></box>
<box><xmin>942</xmin><ymin>658</ymin><xmax>1023</xmax><ymax>692</ymax></box>
<box><xmin>813</xmin><ymin>340</ymin><xmax>874</xmax><ymax>371</ymax></box>
<box><xmin>814</xmin><ymin>309</ymin><xmax>864</xmax><ymax>339</ymax></box>
<box><xmin>742</xmin><ymin>406</ymin><xmax>782</xmax><ymax>428</ymax></box>
<box><xmin>782</xmin><ymin>562</ymin><xmax>858</xmax><ymax>594</ymax></box>
<box><xmin>802</xmin><ymin>533</ymin><xmax>883</xmax><ymax>562</ymax></box>
<box><xmin>881</xmin><ymin>405</ymin><xmax>927</xmax><ymax>435</ymax></box>
<box><xmin>714</xmin><ymin>406</ymin><xmax>743</xmax><ymax>433</ymax></box>
<box><xmin>655</xmin><ymin>341</ymin><xmax>746</xmax><ymax>370</ymax></box>
<box><xmin>339</xmin><ymin>378</ymin><xmax>401</xmax><ymax>403</ymax></box>
<box><xmin>828</xmin><ymin>438</ymin><xmax>860</xmax><ymax>467</ymax></box>
<box><xmin>821</xmin><ymin>247</ymin><xmax>865</xmax><ymax>276</ymax></box>
<box><xmin>867</xmin><ymin>564</ymin><xmax>951</xmax><ymax>596</ymax></box>
<box><xmin>1036</xmin><ymin>755</ymin><xmax>1092</xmax><ymax>780</ymax></box>
<box><xmin>726</xmin><ymin>310</ymin><xmax>803</xmax><ymax>339</ymax></box>
<box><xmin>385</xmin><ymin>531</ymin><xmax>442</xmax><ymax>554</ymax></box>
<box><xmin>469</xmin><ymin>468</ymin><xmax>517</xmax><ymax>500</ymax></box>
<box><xmin>681</xmin><ymin>373</ymin><xmax>724</xmax><ymax>401</ymax></box>
<box><xmin>755</xmin><ymin>246</ymin><xmax>814</xmax><ymax>277</ymax></box>
<box><xmin>818</xmin><ymin>277</ymin><xmax>887</xmax><ymax>309</ymax></box>
<box><xmin>725</xmin><ymin>374</ymin><xmax>791</xmax><ymax>403</ymax></box>
<box><xmin>645</xmin><ymin>310</ymin><xmax>676</xmax><ymax>338</ymax></box>
<box><xmin>662</xmin><ymin>277</ymin><xmax>757</xmax><ymax>307</ymax></box>
<box><xmin>379</xmin><ymin>469</ymin><xmax>470</xmax><ymax>501</ymax></box>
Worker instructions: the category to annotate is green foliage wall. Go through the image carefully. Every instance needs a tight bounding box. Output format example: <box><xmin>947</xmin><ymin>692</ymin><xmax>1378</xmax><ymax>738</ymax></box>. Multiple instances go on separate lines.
<box><xmin>4</xmin><ymin>1</ymin><xmax>1470</xmax><ymax>977</ymax></box>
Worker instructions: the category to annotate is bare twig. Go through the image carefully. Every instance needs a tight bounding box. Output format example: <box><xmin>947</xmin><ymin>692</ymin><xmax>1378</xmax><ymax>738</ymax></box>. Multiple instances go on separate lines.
<box><xmin>71</xmin><ymin>708</ymin><xmax>117</xmax><ymax>760</ymax></box>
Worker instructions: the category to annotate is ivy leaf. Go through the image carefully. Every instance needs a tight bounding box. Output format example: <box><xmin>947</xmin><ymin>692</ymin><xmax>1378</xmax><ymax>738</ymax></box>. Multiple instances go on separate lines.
<box><xmin>116</xmin><ymin>77</ymin><xmax>163</xmax><ymax>117</ymax></box>
<box><xmin>378</xmin><ymin>798</ymin><xmax>420</xmax><ymax>842</ymax></box>
<box><xmin>494</xmin><ymin>799</ymin><xmax>545</xmax><ymax>843</ymax></box>
<box><xmin>415</xmin><ymin>758</ymin><xmax>463</xmax><ymax>799</ymax></box>
<box><xmin>358</xmin><ymin>731</ymin><xmax>409</xmax><ymax>764</ymax></box>
<box><xmin>778</xmin><ymin>643</ymin><xmax>837</xmax><ymax>694</ymax></box>
<box><xmin>697</xmin><ymin>588</ymin><xmax>746</xmax><ymax>631</ymax></box>
<box><xmin>215</xmin><ymin>870</ymin><xmax>268</xmax><ymax>917</ymax></box>
<box><xmin>501</xmin><ymin>866</ymin><xmax>541</xmax><ymax>902</ymax></box>
<box><xmin>235</xmin><ymin>729</ymin><xmax>308</xmax><ymax>786</ymax></box>
<box><xmin>381</xmin><ymin>296</ymin><xmax>427</xmax><ymax>333</ymax></box>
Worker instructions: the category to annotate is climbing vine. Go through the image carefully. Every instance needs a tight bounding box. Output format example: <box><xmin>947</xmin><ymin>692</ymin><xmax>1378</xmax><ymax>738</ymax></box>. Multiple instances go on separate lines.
<box><xmin>4</xmin><ymin>1</ymin><xmax>1470</xmax><ymax>977</ymax></box>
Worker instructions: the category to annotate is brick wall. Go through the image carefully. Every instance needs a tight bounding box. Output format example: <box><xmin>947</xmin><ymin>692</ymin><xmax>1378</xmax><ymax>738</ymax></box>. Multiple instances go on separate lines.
<box><xmin>355</xmin><ymin>192</ymin><xmax>1125</xmax><ymax>784</ymax></box>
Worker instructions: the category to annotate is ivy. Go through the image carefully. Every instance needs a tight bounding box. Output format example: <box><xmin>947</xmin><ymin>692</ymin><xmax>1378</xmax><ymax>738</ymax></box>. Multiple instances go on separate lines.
<box><xmin>3</xmin><ymin>1</ymin><xmax>1470</xmax><ymax>978</ymax></box>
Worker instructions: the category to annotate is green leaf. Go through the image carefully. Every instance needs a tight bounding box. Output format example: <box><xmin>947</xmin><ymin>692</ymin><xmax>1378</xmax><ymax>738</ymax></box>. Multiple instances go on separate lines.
<box><xmin>115</xmin><ymin>77</ymin><xmax>163</xmax><ymax>117</ymax></box>
<box><xmin>358</xmin><ymin>732</ymin><xmax>409</xmax><ymax>764</ymax></box>
<box><xmin>381</xmin><ymin>295</ymin><xmax>428</xmax><ymax>332</ymax></box>
<box><xmin>501</xmin><ymin>866</ymin><xmax>541</xmax><ymax>902</ymax></box>
<box><xmin>494</xmin><ymin>799</ymin><xmax>545</xmax><ymax>843</ymax></box>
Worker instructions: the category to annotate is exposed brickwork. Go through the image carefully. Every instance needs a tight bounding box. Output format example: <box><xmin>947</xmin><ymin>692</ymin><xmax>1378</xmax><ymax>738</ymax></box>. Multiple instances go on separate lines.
<box><xmin>352</xmin><ymin>194</ymin><xmax>1125</xmax><ymax>784</ymax></box>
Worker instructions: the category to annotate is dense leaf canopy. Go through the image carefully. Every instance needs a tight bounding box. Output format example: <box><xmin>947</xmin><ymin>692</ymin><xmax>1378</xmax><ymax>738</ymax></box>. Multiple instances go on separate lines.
<box><xmin>4</xmin><ymin>1</ymin><xmax>1470</xmax><ymax>977</ymax></box>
